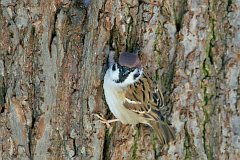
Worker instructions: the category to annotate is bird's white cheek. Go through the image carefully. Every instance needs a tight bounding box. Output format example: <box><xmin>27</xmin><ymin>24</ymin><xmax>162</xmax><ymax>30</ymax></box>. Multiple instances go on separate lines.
<box><xmin>112</xmin><ymin>73</ymin><xmax>118</xmax><ymax>80</ymax></box>
<box><xmin>124</xmin><ymin>71</ymin><xmax>142</xmax><ymax>85</ymax></box>
<box><xmin>122</xmin><ymin>72</ymin><xmax>137</xmax><ymax>85</ymax></box>
<box><xmin>110</xmin><ymin>69</ymin><xmax>119</xmax><ymax>80</ymax></box>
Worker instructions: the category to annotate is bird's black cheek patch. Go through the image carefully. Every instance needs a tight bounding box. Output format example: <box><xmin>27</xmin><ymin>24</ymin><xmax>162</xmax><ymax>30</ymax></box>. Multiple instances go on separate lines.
<box><xmin>112</xmin><ymin>64</ymin><xmax>116</xmax><ymax>71</ymax></box>
<box><xmin>133</xmin><ymin>72</ymin><xmax>140</xmax><ymax>80</ymax></box>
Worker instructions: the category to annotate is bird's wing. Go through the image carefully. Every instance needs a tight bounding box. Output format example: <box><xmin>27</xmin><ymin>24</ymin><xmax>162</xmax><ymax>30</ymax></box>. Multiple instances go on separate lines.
<box><xmin>123</xmin><ymin>72</ymin><xmax>165</xmax><ymax>121</ymax></box>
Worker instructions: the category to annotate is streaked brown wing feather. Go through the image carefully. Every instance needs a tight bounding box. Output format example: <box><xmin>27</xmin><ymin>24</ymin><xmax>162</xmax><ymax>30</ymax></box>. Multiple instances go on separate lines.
<box><xmin>123</xmin><ymin>72</ymin><xmax>165</xmax><ymax>121</ymax></box>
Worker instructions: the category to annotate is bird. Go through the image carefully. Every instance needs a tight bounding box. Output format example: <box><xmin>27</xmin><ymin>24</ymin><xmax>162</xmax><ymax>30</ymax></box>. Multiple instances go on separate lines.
<box><xmin>100</xmin><ymin>51</ymin><xmax>175</xmax><ymax>144</ymax></box>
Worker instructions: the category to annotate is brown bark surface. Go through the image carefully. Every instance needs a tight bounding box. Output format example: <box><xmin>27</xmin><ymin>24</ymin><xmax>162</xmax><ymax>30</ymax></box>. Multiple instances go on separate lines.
<box><xmin>0</xmin><ymin>0</ymin><xmax>239</xmax><ymax>159</ymax></box>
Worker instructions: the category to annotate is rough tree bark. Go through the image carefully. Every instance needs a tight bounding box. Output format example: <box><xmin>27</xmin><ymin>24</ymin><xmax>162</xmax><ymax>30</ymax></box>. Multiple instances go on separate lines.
<box><xmin>0</xmin><ymin>0</ymin><xmax>239</xmax><ymax>159</ymax></box>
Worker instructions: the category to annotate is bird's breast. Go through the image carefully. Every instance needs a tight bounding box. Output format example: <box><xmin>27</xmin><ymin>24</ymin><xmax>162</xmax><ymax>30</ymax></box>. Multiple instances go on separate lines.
<box><xmin>103</xmin><ymin>82</ymin><xmax>141</xmax><ymax>124</ymax></box>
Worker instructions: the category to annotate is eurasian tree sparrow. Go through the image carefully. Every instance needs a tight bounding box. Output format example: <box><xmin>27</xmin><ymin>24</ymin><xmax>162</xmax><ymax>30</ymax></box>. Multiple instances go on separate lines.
<box><xmin>101</xmin><ymin>51</ymin><xmax>175</xmax><ymax>144</ymax></box>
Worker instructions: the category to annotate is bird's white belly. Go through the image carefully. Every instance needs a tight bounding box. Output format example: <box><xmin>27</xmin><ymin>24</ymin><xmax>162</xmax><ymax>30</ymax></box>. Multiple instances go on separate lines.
<box><xmin>103</xmin><ymin>70</ymin><xmax>146</xmax><ymax>125</ymax></box>
<box><xmin>104</xmin><ymin>87</ymin><xmax>140</xmax><ymax>124</ymax></box>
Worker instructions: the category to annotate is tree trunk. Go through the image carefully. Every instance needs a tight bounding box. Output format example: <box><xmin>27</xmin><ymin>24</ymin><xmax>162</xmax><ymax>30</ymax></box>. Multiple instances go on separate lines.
<box><xmin>0</xmin><ymin>0</ymin><xmax>239</xmax><ymax>159</ymax></box>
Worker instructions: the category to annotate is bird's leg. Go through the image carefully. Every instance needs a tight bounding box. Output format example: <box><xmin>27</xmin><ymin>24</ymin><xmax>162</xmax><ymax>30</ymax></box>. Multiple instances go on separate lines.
<box><xmin>94</xmin><ymin>113</ymin><xmax>119</xmax><ymax>128</ymax></box>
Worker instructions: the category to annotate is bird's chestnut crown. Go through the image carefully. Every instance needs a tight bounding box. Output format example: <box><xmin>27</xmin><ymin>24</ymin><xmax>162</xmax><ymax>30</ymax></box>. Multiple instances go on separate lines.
<box><xmin>108</xmin><ymin>52</ymin><xmax>143</xmax><ymax>86</ymax></box>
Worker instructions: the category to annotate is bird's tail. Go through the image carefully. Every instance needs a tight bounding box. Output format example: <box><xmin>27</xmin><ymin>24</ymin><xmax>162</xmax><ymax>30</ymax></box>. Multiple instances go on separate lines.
<box><xmin>149</xmin><ymin>121</ymin><xmax>175</xmax><ymax>144</ymax></box>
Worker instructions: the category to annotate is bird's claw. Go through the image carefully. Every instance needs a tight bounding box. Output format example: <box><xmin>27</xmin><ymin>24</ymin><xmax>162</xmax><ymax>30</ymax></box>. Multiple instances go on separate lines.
<box><xmin>93</xmin><ymin>113</ymin><xmax>112</xmax><ymax>128</ymax></box>
<box><xmin>93</xmin><ymin>113</ymin><xmax>119</xmax><ymax>128</ymax></box>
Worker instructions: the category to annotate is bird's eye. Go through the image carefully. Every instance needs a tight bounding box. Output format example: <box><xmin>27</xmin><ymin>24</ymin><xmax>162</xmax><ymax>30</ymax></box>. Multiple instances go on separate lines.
<box><xmin>122</xmin><ymin>67</ymin><xmax>129</xmax><ymax>75</ymax></box>
<box><xmin>112</xmin><ymin>64</ymin><xmax>116</xmax><ymax>71</ymax></box>
<box><xmin>123</xmin><ymin>71</ymin><xmax>129</xmax><ymax>75</ymax></box>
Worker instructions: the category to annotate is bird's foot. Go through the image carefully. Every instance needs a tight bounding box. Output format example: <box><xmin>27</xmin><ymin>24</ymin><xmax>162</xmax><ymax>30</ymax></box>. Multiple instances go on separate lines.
<box><xmin>94</xmin><ymin>113</ymin><xmax>119</xmax><ymax>128</ymax></box>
